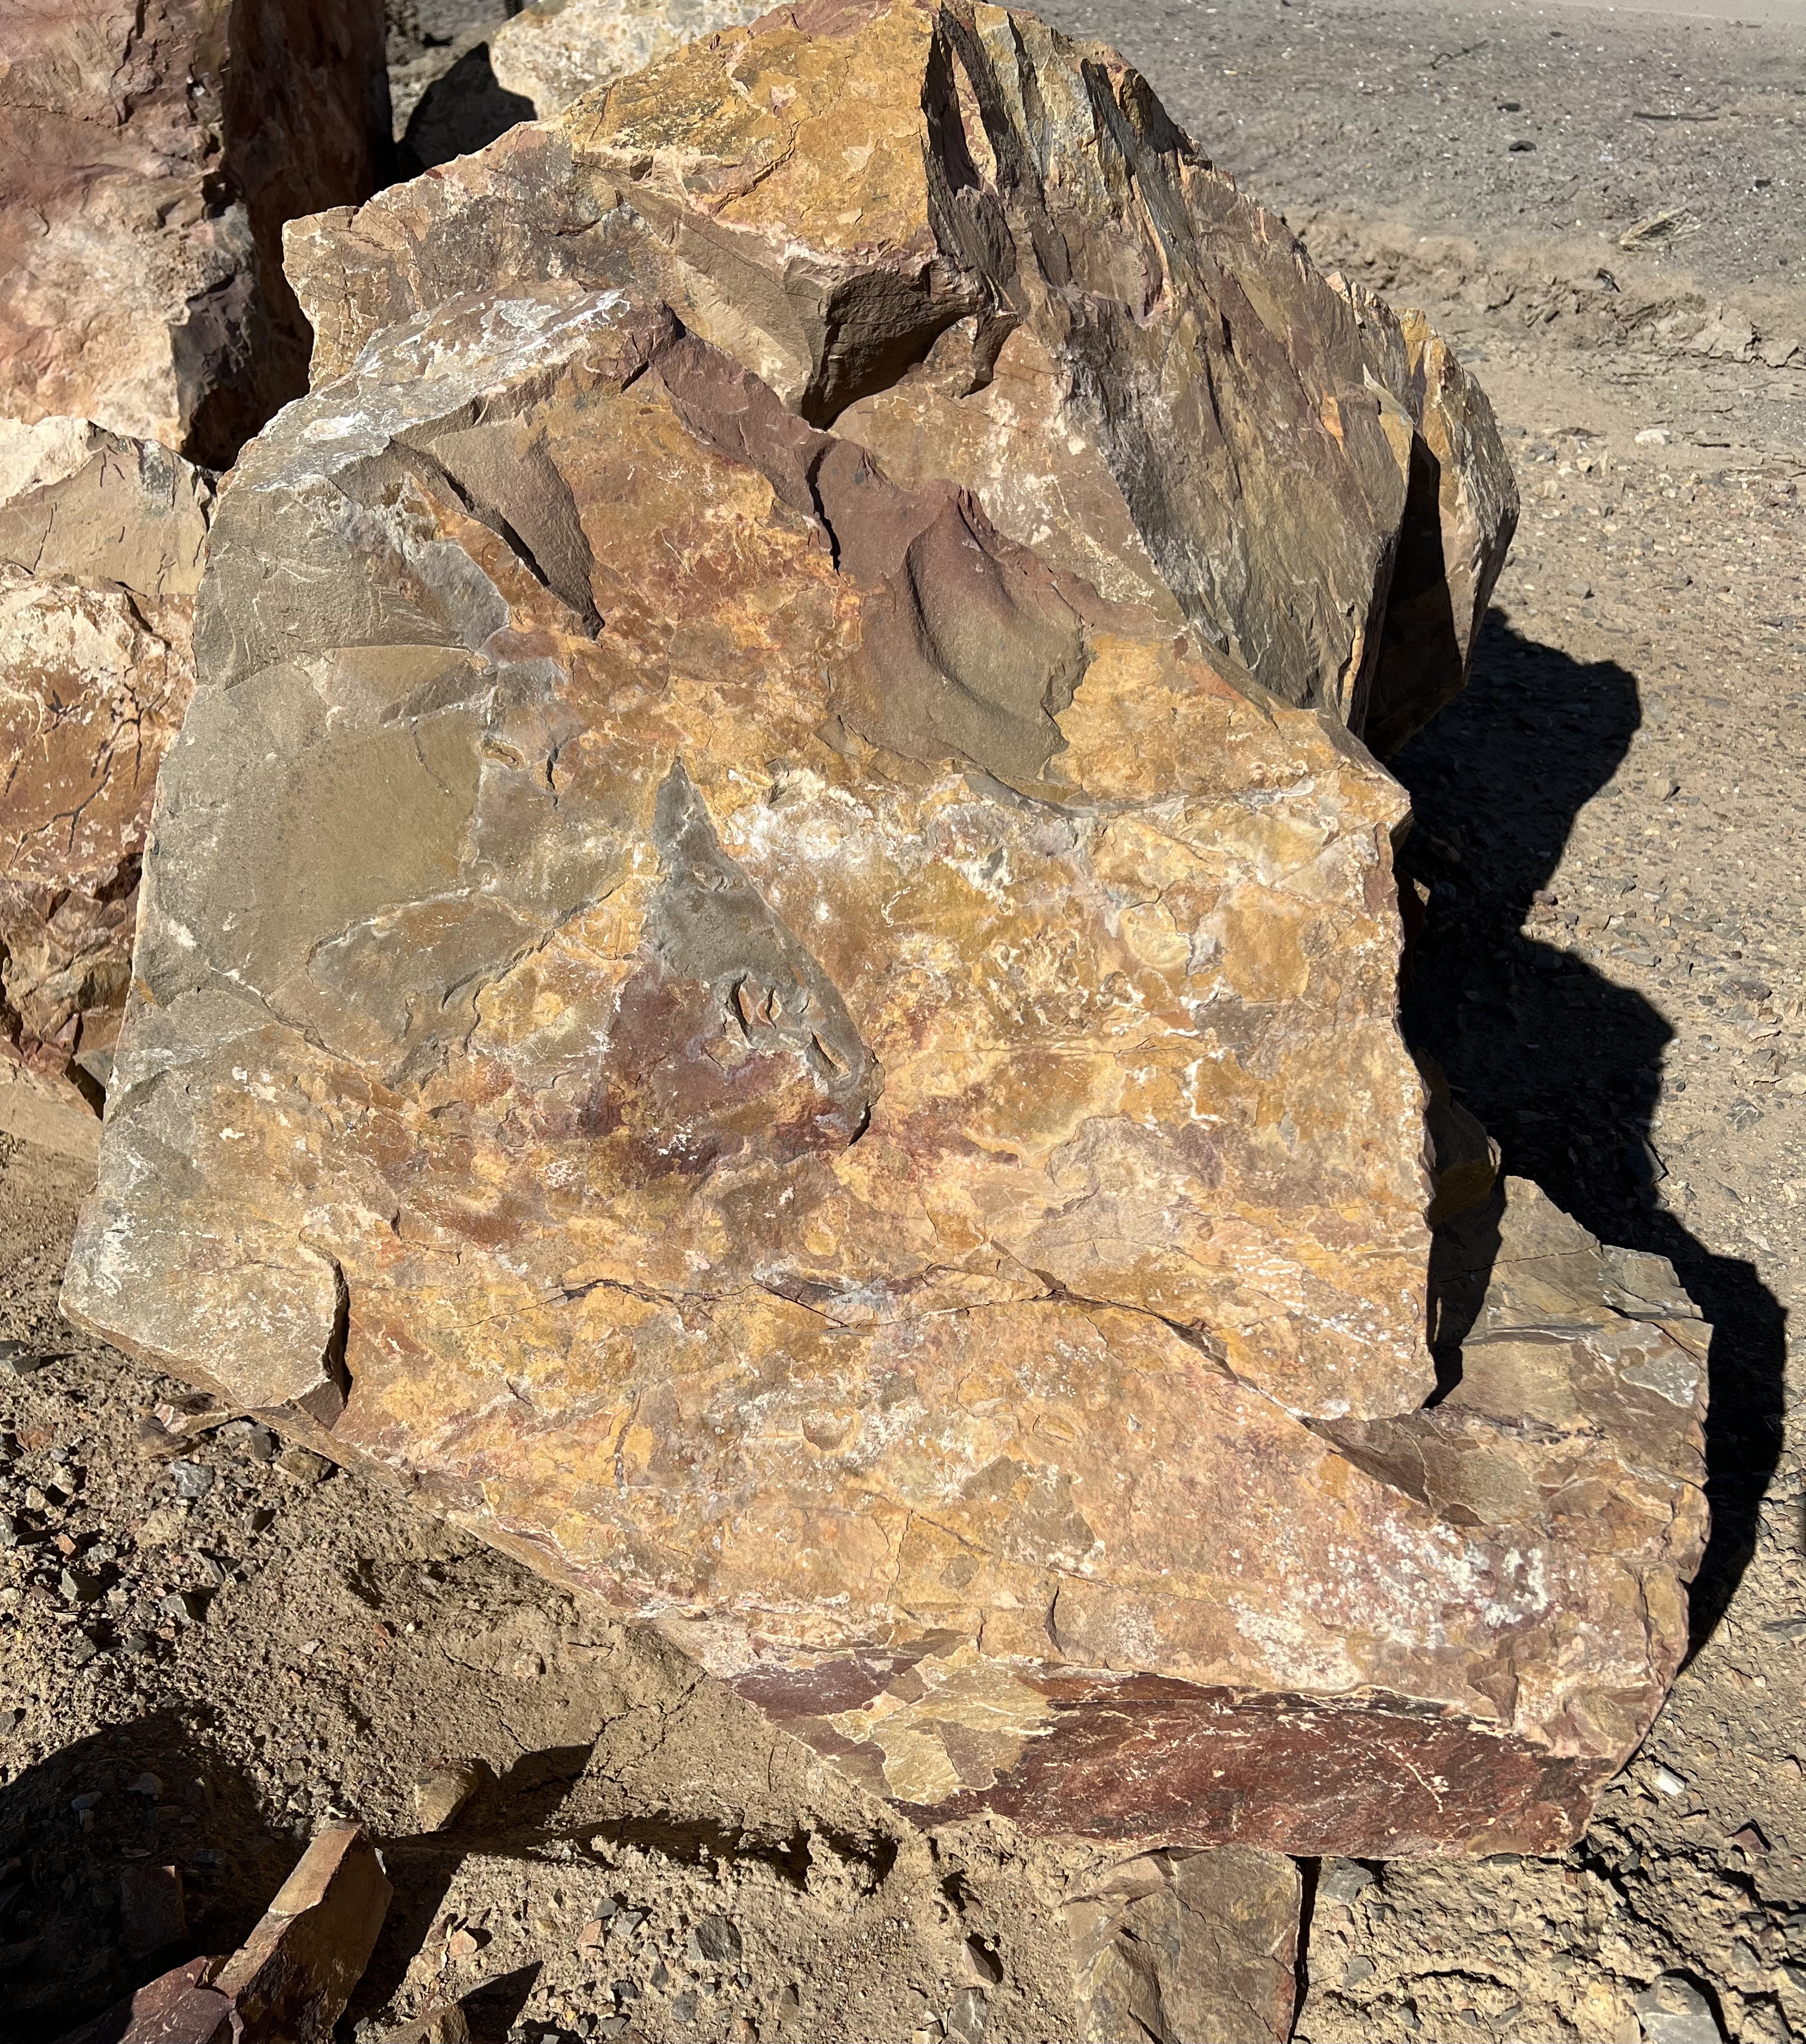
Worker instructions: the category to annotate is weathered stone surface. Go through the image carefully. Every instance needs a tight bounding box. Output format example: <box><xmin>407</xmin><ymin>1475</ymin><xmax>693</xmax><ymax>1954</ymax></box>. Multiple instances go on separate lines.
<box><xmin>1066</xmin><ymin>1846</ymin><xmax>1301</xmax><ymax>2044</ymax></box>
<box><xmin>490</xmin><ymin>0</ymin><xmax>774</xmax><ymax>117</ymax></box>
<box><xmin>64</xmin><ymin>266</ymin><xmax>1701</xmax><ymax>1854</ymax></box>
<box><xmin>0</xmin><ymin>0</ymin><xmax>391</xmax><ymax>466</ymax></box>
<box><xmin>285</xmin><ymin>0</ymin><xmax>1514</xmax><ymax>754</ymax></box>
<box><xmin>0</xmin><ymin>417</ymin><xmax>211</xmax><ymax>1157</ymax></box>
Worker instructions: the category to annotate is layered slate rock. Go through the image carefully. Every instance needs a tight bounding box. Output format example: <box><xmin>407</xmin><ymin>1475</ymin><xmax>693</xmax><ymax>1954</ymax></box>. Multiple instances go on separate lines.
<box><xmin>490</xmin><ymin>0</ymin><xmax>774</xmax><ymax>118</ymax></box>
<box><xmin>0</xmin><ymin>0</ymin><xmax>390</xmax><ymax>466</ymax></box>
<box><xmin>64</xmin><ymin>278</ymin><xmax>1703</xmax><ymax>1856</ymax></box>
<box><xmin>0</xmin><ymin>419</ymin><xmax>211</xmax><ymax>1155</ymax></box>
<box><xmin>286</xmin><ymin>0</ymin><xmax>1515</xmax><ymax>755</ymax></box>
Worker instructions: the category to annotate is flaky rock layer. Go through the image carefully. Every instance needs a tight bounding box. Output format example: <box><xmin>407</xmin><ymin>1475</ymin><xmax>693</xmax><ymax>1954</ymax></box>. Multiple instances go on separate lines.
<box><xmin>287</xmin><ymin>0</ymin><xmax>1515</xmax><ymax>758</ymax></box>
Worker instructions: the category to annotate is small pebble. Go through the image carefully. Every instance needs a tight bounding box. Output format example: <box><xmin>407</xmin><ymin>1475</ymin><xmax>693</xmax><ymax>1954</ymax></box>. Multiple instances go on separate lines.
<box><xmin>1652</xmin><ymin>1765</ymin><xmax>1688</xmax><ymax>1797</ymax></box>
<box><xmin>169</xmin><ymin>1459</ymin><xmax>216</xmax><ymax>1501</ymax></box>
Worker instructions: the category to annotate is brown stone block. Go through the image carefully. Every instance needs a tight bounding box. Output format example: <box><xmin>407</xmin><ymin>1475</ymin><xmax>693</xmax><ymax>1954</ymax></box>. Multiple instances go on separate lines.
<box><xmin>212</xmin><ymin>1823</ymin><xmax>392</xmax><ymax>2042</ymax></box>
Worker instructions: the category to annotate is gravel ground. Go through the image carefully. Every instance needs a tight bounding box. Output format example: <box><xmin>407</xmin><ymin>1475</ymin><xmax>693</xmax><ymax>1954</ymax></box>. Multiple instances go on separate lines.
<box><xmin>4</xmin><ymin>4</ymin><xmax>1806</xmax><ymax>2040</ymax></box>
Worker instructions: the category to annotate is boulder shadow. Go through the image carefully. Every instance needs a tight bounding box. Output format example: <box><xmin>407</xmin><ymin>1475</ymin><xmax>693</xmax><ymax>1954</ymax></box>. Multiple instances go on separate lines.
<box><xmin>0</xmin><ymin>1708</ymin><xmax>293</xmax><ymax>2042</ymax></box>
<box><xmin>1390</xmin><ymin>609</ymin><xmax>1787</xmax><ymax>1652</ymax></box>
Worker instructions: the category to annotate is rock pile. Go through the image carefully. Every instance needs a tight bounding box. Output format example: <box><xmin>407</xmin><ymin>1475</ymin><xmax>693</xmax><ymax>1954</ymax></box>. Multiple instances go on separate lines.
<box><xmin>0</xmin><ymin>1</ymin><xmax>392</xmax><ymax>1155</ymax></box>
<box><xmin>46</xmin><ymin>0</ymin><xmax>1703</xmax><ymax>1931</ymax></box>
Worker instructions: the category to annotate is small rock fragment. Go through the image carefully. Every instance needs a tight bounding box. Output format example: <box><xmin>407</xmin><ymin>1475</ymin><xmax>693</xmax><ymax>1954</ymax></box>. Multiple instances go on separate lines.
<box><xmin>411</xmin><ymin>1761</ymin><xmax>481</xmax><ymax>1835</ymax></box>
<box><xmin>1317</xmin><ymin>1861</ymin><xmax>1378</xmax><ymax>1911</ymax></box>
<box><xmin>1651</xmin><ymin>1766</ymin><xmax>1688</xmax><ymax>1797</ymax></box>
<box><xmin>380</xmin><ymin>2006</ymin><xmax>472</xmax><ymax>2044</ymax></box>
<box><xmin>275</xmin><ymin>1446</ymin><xmax>331</xmax><ymax>1486</ymax></box>
<box><xmin>1635</xmin><ymin>1974</ymin><xmax>1725</xmax><ymax>2044</ymax></box>
<box><xmin>687</xmin><ymin>1915</ymin><xmax>743</xmax><ymax>1966</ymax></box>
<box><xmin>169</xmin><ymin>1460</ymin><xmax>216</xmax><ymax>1501</ymax></box>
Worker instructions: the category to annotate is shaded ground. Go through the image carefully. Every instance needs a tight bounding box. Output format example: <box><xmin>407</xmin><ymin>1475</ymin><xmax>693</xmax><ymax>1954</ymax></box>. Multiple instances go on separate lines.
<box><xmin>5</xmin><ymin>2</ymin><xmax>1806</xmax><ymax>2040</ymax></box>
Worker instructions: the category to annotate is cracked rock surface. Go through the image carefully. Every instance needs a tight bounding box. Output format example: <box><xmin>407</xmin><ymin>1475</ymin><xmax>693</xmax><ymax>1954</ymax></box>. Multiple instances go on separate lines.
<box><xmin>63</xmin><ymin>0</ymin><xmax>1697</xmax><ymax>1861</ymax></box>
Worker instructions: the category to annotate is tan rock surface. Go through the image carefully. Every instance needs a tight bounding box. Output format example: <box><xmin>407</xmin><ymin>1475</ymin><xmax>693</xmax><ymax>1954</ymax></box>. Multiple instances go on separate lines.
<box><xmin>0</xmin><ymin>419</ymin><xmax>211</xmax><ymax>1158</ymax></box>
<box><xmin>1066</xmin><ymin>1847</ymin><xmax>1302</xmax><ymax>2044</ymax></box>
<box><xmin>63</xmin><ymin>275</ymin><xmax>1702</xmax><ymax>1855</ymax></box>
<box><xmin>286</xmin><ymin>0</ymin><xmax>1514</xmax><ymax>755</ymax></box>
<box><xmin>490</xmin><ymin>0</ymin><xmax>773</xmax><ymax>117</ymax></box>
<box><xmin>0</xmin><ymin>0</ymin><xmax>391</xmax><ymax>466</ymax></box>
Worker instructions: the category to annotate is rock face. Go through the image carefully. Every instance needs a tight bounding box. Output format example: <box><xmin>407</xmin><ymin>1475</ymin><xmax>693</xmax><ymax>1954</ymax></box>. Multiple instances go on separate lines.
<box><xmin>286</xmin><ymin>0</ymin><xmax>1515</xmax><ymax>756</ymax></box>
<box><xmin>0</xmin><ymin>0</ymin><xmax>391</xmax><ymax>467</ymax></box>
<box><xmin>490</xmin><ymin>0</ymin><xmax>775</xmax><ymax>117</ymax></box>
<box><xmin>64</xmin><ymin>250</ymin><xmax>1703</xmax><ymax>1855</ymax></box>
<box><xmin>0</xmin><ymin>419</ymin><xmax>211</xmax><ymax>1157</ymax></box>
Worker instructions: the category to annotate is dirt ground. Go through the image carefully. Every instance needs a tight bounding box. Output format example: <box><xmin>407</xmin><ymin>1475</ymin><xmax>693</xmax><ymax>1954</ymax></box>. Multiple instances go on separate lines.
<box><xmin>4</xmin><ymin>2</ymin><xmax>1805</xmax><ymax>2039</ymax></box>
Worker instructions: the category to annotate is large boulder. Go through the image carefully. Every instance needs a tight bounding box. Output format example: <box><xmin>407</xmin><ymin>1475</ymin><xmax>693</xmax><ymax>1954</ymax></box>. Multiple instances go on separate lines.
<box><xmin>0</xmin><ymin>419</ymin><xmax>210</xmax><ymax>1157</ymax></box>
<box><xmin>287</xmin><ymin>0</ymin><xmax>1515</xmax><ymax>755</ymax></box>
<box><xmin>0</xmin><ymin>0</ymin><xmax>392</xmax><ymax>468</ymax></box>
<box><xmin>63</xmin><ymin>268</ymin><xmax>1703</xmax><ymax>1856</ymax></box>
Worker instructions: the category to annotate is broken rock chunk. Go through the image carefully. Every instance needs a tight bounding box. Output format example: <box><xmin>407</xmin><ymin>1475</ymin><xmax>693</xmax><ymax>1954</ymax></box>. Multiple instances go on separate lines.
<box><xmin>284</xmin><ymin>0</ymin><xmax>1513</xmax><ymax>752</ymax></box>
<box><xmin>53</xmin><ymin>1957</ymin><xmax>235</xmax><ymax>2044</ymax></box>
<box><xmin>0</xmin><ymin>419</ymin><xmax>211</xmax><ymax>1155</ymax></box>
<box><xmin>119</xmin><ymin>1862</ymin><xmax>187</xmax><ymax>1960</ymax></box>
<box><xmin>411</xmin><ymin>1760</ymin><xmax>483</xmax><ymax>1834</ymax></box>
<box><xmin>212</xmin><ymin>1824</ymin><xmax>392</xmax><ymax>2043</ymax></box>
<box><xmin>64</xmin><ymin>235</ymin><xmax>1701</xmax><ymax>1852</ymax></box>
<box><xmin>1066</xmin><ymin>1847</ymin><xmax>1301</xmax><ymax>2044</ymax></box>
<box><xmin>0</xmin><ymin>0</ymin><xmax>392</xmax><ymax>465</ymax></box>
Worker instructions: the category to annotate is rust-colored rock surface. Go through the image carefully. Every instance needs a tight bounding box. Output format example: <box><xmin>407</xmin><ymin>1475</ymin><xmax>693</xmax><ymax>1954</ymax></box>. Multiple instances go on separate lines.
<box><xmin>286</xmin><ymin>0</ymin><xmax>1514</xmax><ymax>754</ymax></box>
<box><xmin>0</xmin><ymin>418</ymin><xmax>211</xmax><ymax>1157</ymax></box>
<box><xmin>0</xmin><ymin>0</ymin><xmax>391</xmax><ymax>467</ymax></box>
<box><xmin>490</xmin><ymin>0</ymin><xmax>773</xmax><ymax>118</ymax></box>
<box><xmin>63</xmin><ymin>263</ymin><xmax>1703</xmax><ymax>1855</ymax></box>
